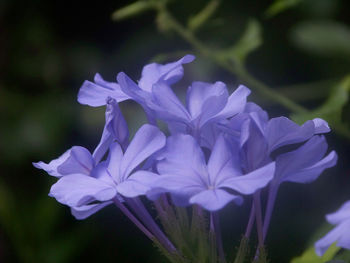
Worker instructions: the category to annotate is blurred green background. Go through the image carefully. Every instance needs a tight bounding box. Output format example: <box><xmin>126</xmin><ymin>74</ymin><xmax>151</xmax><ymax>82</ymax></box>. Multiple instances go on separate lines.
<box><xmin>1</xmin><ymin>0</ymin><xmax>350</xmax><ymax>262</ymax></box>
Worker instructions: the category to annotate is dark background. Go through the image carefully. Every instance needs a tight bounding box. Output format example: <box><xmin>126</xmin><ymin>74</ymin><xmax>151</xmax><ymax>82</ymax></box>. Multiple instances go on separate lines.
<box><xmin>1</xmin><ymin>0</ymin><xmax>350</xmax><ymax>262</ymax></box>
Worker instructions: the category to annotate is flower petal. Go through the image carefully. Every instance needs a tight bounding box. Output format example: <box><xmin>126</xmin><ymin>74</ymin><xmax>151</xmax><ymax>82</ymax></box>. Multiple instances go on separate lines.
<box><xmin>313</xmin><ymin>118</ymin><xmax>330</xmax><ymax>134</ymax></box>
<box><xmin>117</xmin><ymin>72</ymin><xmax>156</xmax><ymax>123</ymax></box>
<box><xmin>71</xmin><ymin>201</ymin><xmax>113</xmax><ymax>220</ymax></box>
<box><xmin>219</xmin><ymin>162</ymin><xmax>275</xmax><ymax>195</ymax></box>
<box><xmin>157</xmin><ymin>134</ymin><xmax>208</xmax><ymax>182</ymax></box>
<box><xmin>78</xmin><ymin>73</ymin><xmax>129</xmax><ymax>107</ymax></box>
<box><xmin>57</xmin><ymin>146</ymin><xmax>94</xmax><ymax>176</ymax></box>
<box><xmin>93</xmin><ymin>98</ymin><xmax>129</xmax><ymax>163</ymax></box>
<box><xmin>207</xmin><ymin>135</ymin><xmax>241</xmax><ymax>186</ymax></box>
<box><xmin>106</xmin><ymin>142</ymin><xmax>124</xmax><ymax>183</ymax></box>
<box><xmin>326</xmin><ymin>200</ymin><xmax>350</xmax><ymax>225</ymax></box>
<box><xmin>49</xmin><ymin>174</ymin><xmax>117</xmax><ymax>207</ymax></box>
<box><xmin>153</xmin><ymin>174</ymin><xmax>204</xmax><ymax>192</ymax></box>
<box><xmin>266</xmin><ymin>117</ymin><xmax>315</xmax><ymax>153</ymax></box>
<box><xmin>121</xmin><ymin>124</ymin><xmax>165</xmax><ymax>179</ymax></box>
<box><xmin>116</xmin><ymin>171</ymin><xmax>159</xmax><ymax>198</ymax></box>
<box><xmin>275</xmin><ymin>136</ymin><xmax>336</xmax><ymax>183</ymax></box>
<box><xmin>34</xmin><ymin>146</ymin><xmax>94</xmax><ymax>177</ymax></box>
<box><xmin>315</xmin><ymin>220</ymin><xmax>350</xmax><ymax>256</ymax></box>
<box><xmin>241</xmin><ymin>117</ymin><xmax>269</xmax><ymax>171</ymax></box>
<box><xmin>186</xmin><ymin>81</ymin><xmax>228</xmax><ymax>124</ymax></box>
<box><xmin>33</xmin><ymin>148</ymin><xmax>72</xmax><ymax>177</ymax></box>
<box><xmin>153</xmin><ymin>174</ymin><xmax>206</xmax><ymax>206</ymax></box>
<box><xmin>189</xmin><ymin>189</ymin><xmax>243</xmax><ymax>211</ymax></box>
<box><xmin>138</xmin><ymin>55</ymin><xmax>195</xmax><ymax>92</ymax></box>
<box><xmin>213</xmin><ymin>85</ymin><xmax>251</xmax><ymax>120</ymax></box>
<box><xmin>150</xmin><ymin>81</ymin><xmax>191</xmax><ymax>122</ymax></box>
<box><xmin>282</xmin><ymin>151</ymin><xmax>337</xmax><ymax>184</ymax></box>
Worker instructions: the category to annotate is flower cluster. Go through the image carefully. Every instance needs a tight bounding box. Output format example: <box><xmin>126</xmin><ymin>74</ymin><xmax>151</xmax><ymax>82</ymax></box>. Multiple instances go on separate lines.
<box><xmin>33</xmin><ymin>55</ymin><xmax>338</xmax><ymax>260</ymax></box>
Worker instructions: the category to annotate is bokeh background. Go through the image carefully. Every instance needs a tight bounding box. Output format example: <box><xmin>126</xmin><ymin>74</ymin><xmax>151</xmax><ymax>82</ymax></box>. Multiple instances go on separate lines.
<box><xmin>1</xmin><ymin>0</ymin><xmax>350</xmax><ymax>262</ymax></box>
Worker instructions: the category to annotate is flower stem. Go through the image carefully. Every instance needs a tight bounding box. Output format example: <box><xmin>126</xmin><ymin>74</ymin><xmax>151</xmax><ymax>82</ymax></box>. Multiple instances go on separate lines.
<box><xmin>113</xmin><ymin>197</ymin><xmax>154</xmax><ymax>241</ymax></box>
<box><xmin>126</xmin><ymin>197</ymin><xmax>177</xmax><ymax>253</ymax></box>
<box><xmin>233</xmin><ymin>236</ymin><xmax>249</xmax><ymax>263</ymax></box>
<box><xmin>253</xmin><ymin>191</ymin><xmax>265</xmax><ymax>260</ymax></box>
<box><xmin>211</xmin><ymin>212</ymin><xmax>226</xmax><ymax>263</ymax></box>
<box><xmin>245</xmin><ymin>203</ymin><xmax>255</xmax><ymax>239</ymax></box>
<box><xmin>263</xmin><ymin>184</ymin><xmax>279</xmax><ymax>241</ymax></box>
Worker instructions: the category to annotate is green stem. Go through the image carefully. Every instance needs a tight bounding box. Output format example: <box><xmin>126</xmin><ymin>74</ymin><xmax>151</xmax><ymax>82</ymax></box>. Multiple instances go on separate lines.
<box><xmin>154</xmin><ymin>3</ymin><xmax>350</xmax><ymax>139</ymax></box>
<box><xmin>233</xmin><ymin>236</ymin><xmax>249</xmax><ymax>263</ymax></box>
<box><xmin>156</xmin><ymin>3</ymin><xmax>306</xmax><ymax>114</ymax></box>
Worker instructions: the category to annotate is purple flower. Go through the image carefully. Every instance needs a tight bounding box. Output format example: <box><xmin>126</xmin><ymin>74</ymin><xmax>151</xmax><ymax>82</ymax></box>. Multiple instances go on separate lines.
<box><xmin>231</xmin><ymin>105</ymin><xmax>332</xmax><ymax>173</ymax></box>
<box><xmin>154</xmin><ymin>134</ymin><xmax>274</xmax><ymax>211</ymax></box>
<box><xmin>227</xmin><ymin>105</ymin><xmax>337</xmax><ymax>240</ymax></box>
<box><xmin>154</xmin><ymin>81</ymin><xmax>251</xmax><ymax>141</ymax></box>
<box><xmin>34</xmin><ymin>123</ymin><xmax>164</xmax><ymax>219</ymax></box>
<box><xmin>119</xmin><ymin>75</ymin><xmax>251</xmax><ymax>145</ymax></box>
<box><xmin>33</xmin><ymin>145</ymin><xmax>115</xmax><ymax>219</ymax></box>
<box><xmin>315</xmin><ymin>200</ymin><xmax>350</xmax><ymax>256</ymax></box>
<box><xmin>117</xmin><ymin>55</ymin><xmax>195</xmax><ymax>123</ymax></box>
<box><xmin>79</xmin><ymin>55</ymin><xmax>194</xmax><ymax>110</ymax></box>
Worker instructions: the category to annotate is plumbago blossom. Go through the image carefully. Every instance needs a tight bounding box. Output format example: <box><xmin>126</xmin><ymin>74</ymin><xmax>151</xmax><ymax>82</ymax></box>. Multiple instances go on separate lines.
<box><xmin>315</xmin><ymin>200</ymin><xmax>350</xmax><ymax>256</ymax></box>
<box><xmin>33</xmin><ymin>55</ymin><xmax>339</xmax><ymax>262</ymax></box>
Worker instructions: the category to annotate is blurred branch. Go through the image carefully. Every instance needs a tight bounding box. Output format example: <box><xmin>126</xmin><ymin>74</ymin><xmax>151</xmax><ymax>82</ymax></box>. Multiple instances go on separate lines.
<box><xmin>152</xmin><ymin>2</ymin><xmax>350</xmax><ymax>139</ymax></box>
<box><xmin>111</xmin><ymin>1</ymin><xmax>154</xmax><ymax>21</ymax></box>
<box><xmin>187</xmin><ymin>0</ymin><xmax>221</xmax><ymax>32</ymax></box>
<box><xmin>264</xmin><ymin>0</ymin><xmax>303</xmax><ymax>19</ymax></box>
<box><xmin>113</xmin><ymin>1</ymin><xmax>350</xmax><ymax>139</ymax></box>
<box><xmin>275</xmin><ymin>79</ymin><xmax>336</xmax><ymax>102</ymax></box>
<box><xmin>154</xmin><ymin>2</ymin><xmax>308</xmax><ymax>114</ymax></box>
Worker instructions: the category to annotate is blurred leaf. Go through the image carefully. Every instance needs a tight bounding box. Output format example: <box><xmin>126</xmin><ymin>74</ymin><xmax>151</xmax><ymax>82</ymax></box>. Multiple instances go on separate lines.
<box><xmin>265</xmin><ymin>0</ymin><xmax>303</xmax><ymax>18</ymax></box>
<box><xmin>301</xmin><ymin>0</ymin><xmax>339</xmax><ymax>18</ymax></box>
<box><xmin>221</xmin><ymin>19</ymin><xmax>262</xmax><ymax>64</ymax></box>
<box><xmin>156</xmin><ymin>10</ymin><xmax>173</xmax><ymax>33</ymax></box>
<box><xmin>292</xmin><ymin>75</ymin><xmax>350</xmax><ymax>125</ymax></box>
<box><xmin>111</xmin><ymin>1</ymin><xmax>154</xmax><ymax>21</ymax></box>
<box><xmin>187</xmin><ymin>0</ymin><xmax>221</xmax><ymax>32</ymax></box>
<box><xmin>290</xmin><ymin>21</ymin><xmax>350</xmax><ymax>59</ymax></box>
<box><xmin>290</xmin><ymin>243</ymin><xmax>340</xmax><ymax>263</ymax></box>
<box><xmin>333</xmin><ymin>249</ymin><xmax>350</xmax><ymax>261</ymax></box>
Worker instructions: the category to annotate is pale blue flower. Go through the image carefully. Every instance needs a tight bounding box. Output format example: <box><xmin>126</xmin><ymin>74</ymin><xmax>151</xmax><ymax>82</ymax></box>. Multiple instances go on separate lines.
<box><xmin>315</xmin><ymin>200</ymin><xmax>350</xmax><ymax>256</ymax></box>
<box><xmin>153</xmin><ymin>134</ymin><xmax>274</xmax><ymax>211</ymax></box>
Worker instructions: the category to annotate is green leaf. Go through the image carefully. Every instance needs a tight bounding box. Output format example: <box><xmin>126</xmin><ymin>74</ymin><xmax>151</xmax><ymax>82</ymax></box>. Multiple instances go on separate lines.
<box><xmin>187</xmin><ymin>0</ymin><xmax>221</xmax><ymax>32</ymax></box>
<box><xmin>292</xmin><ymin>75</ymin><xmax>350</xmax><ymax>126</ymax></box>
<box><xmin>223</xmin><ymin>19</ymin><xmax>262</xmax><ymax>64</ymax></box>
<box><xmin>333</xmin><ymin>249</ymin><xmax>350</xmax><ymax>262</ymax></box>
<box><xmin>265</xmin><ymin>0</ymin><xmax>303</xmax><ymax>18</ymax></box>
<box><xmin>290</xmin><ymin>21</ymin><xmax>350</xmax><ymax>59</ymax></box>
<box><xmin>290</xmin><ymin>243</ymin><xmax>340</xmax><ymax>263</ymax></box>
<box><xmin>111</xmin><ymin>1</ymin><xmax>154</xmax><ymax>21</ymax></box>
